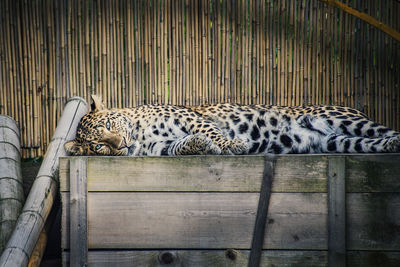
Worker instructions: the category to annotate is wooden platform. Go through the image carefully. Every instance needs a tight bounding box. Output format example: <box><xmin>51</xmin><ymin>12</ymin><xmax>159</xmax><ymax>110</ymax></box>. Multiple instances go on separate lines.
<box><xmin>60</xmin><ymin>154</ymin><xmax>400</xmax><ymax>266</ymax></box>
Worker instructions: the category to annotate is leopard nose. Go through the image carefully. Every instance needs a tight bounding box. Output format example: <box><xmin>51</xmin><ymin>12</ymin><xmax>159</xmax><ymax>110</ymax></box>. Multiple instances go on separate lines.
<box><xmin>118</xmin><ymin>137</ymin><xmax>127</xmax><ymax>149</ymax></box>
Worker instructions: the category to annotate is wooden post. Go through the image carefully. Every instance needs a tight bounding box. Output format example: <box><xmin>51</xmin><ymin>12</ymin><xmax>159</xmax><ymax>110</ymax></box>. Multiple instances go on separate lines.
<box><xmin>0</xmin><ymin>97</ymin><xmax>88</xmax><ymax>267</ymax></box>
<box><xmin>69</xmin><ymin>157</ymin><xmax>88</xmax><ymax>267</ymax></box>
<box><xmin>328</xmin><ymin>156</ymin><xmax>346</xmax><ymax>267</ymax></box>
<box><xmin>0</xmin><ymin>115</ymin><xmax>24</xmax><ymax>254</ymax></box>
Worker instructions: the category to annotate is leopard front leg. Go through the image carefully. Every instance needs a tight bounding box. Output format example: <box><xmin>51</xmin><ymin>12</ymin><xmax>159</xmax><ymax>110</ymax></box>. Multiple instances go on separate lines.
<box><xmin>188</xmin><ymin>120</ymin><xmax>249</xmax><ymax>155</ymax></box>
<box><xmin>167</xmin><ymin>134</ymin><xmax>222</xmax><ymax>155</ymax></box>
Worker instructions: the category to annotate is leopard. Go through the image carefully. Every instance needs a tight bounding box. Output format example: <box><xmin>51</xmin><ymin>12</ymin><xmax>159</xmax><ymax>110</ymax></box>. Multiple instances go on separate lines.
<box><xmin>64</xmin><ymin>95</ymin><xmax>400</xmax><ymax>156</ymax></box>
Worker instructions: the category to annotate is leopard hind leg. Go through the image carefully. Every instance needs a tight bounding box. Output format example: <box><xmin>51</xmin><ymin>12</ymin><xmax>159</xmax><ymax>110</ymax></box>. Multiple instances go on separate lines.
<box><xmin>324</xmin><ymin>134</ymin><xmax>400</xmax><ymax>153</ymax></box>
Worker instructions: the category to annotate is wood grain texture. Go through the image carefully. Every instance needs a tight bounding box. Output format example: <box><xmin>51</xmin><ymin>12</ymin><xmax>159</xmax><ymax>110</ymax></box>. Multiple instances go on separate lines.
<box><xmin>61</xmin><ymin>192</ymin><xmax>327</xmax><ymax>250</ymax></box>
<box><xmin>346</xmin><ymin>155</ymin><xmax>400</xmax><ymax>192</ymax></box>
<box><xmin>69</xmin><ymin>157</ymin><xmax>88</xmax><ymax>267</ymax></box>
<box><xmin>328</xmin><ymin>157</ymin><xmax>346</xmax><ymax>267</ymax></box>
<box><xmin>61</xmin><ymin>155</ymin><xmax>400</xmax><ymax>194</ymax></box>
<box><xmin>61</xmin><ymin>155</ymin><xmax>329</xmax><ymax>192</ymax></box>
<box><xmin>61</xmin><ymin>191</ymin><xmax>400</xmax><ymax>252</ymax></box>
<box><xmin>347</xmin><ymin>193</ymin><xmax>400</xmax><ymax>250</ymax></box>
<box><xmin>63</xmin><ymin>250</ymin><xmax>328</xmax><ymax>267</ymax></box>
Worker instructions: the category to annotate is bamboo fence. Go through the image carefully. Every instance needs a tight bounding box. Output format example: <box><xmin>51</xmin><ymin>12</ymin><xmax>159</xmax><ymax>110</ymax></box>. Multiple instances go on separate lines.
<box><xmin>0</xmin><ymin>0</ymin><xmax>399</xmax><ymax>158</ymax></box>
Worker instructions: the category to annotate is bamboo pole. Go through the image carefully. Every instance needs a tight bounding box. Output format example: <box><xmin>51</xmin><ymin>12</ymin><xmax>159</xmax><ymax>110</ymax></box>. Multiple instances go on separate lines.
<box><xmin>0</xmin><ymin>97</ymin><xmax>88</xmax><ymax>267</ymax></box>
<box><xmin>163</xmin><ymin>0</ymin><xmax>169</xmax><ymax>104</ymax></box>
<box><xmin>195</xmin><ymin>0</ymin><xmax>201</xmax><ymax>105</ymax></box>
<box><xmin>177</xmin><ymin>0</ymin><xmax>183</xmax><ymax>104</ymax></box>
<box><xmin>221</xmin><ymin>0</ymin><xmax>227</xmax><ymax>103</ymax></box>
<box><xmin>84</xmin><ymin>0</ymin><xmax>90</xmax><ymax>101</ymax></box>
<box><xmin>0</xmin><ymin>116</ymin><xmax>24</xmax><ymax>254</ymax></box>
<box><xmin>319</xmin><ymin>0</ymin><xmax>400</xmax><ymax>42</ymax></box>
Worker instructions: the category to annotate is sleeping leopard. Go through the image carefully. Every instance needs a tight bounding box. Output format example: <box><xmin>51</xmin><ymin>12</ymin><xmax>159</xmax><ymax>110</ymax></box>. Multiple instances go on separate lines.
<box><xmin>64</xmin><ymin>95</ymin><xmax>400</xmax><ymax>156</ymax></box>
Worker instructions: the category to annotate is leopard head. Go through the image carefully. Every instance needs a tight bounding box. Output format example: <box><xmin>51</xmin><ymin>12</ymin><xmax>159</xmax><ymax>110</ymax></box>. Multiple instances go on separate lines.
<box><xmin>64</xmin><ymin>95</ymin><xmax>138</xmax><ymax>156</ymax></box>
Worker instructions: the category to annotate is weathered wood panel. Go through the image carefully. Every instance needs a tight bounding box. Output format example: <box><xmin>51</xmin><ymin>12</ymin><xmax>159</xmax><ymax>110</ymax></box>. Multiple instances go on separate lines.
<box><xmin>60</xmin><ymin>154</ymin><xmax>400</xmax><ymax>266</ymax></box>
<box><xmin>346</xmin><ymin>155</ymin><xmax>400</xmax><ymax>192</ymax></box>
<box><xmin>62</xmin><ymin>250</ymin><xmax>400</xmax><ymax>267</ymax></box>
<box><xmin>69</xmin><ymin>157</ymin><xmax>88</xmax><ymax>267</ymax></box>
<box><xmin>61</xmin><ymin>155</ymin><xmax>329</xmax><ymax>193</ymax></box>
<box><xmin>63</xmin><ymin>250</ymin><xmax>328</xmax><ymax>267</ymax></box>
<box><xmin>88</xmin><ymin>192</ymin><xmax>321</xmax><ymax>249</ymax></box>
<box><xmin>61</xmin><ymin>192</ymin><xmax>400</xmax><ymax>251</ymax></box>
<box><xmin>347</xmin><ymin>251</ymin><xmax>400</xmax><ymax>267</ymax></box>
<box><xmin>60</xmin><ymin>155</ymin><xmax>400</xmax><ymax>193</ymax></box>
<box><xmin>328</xmin><ymin>157</ymin><xmax>346</xmax><ymax>266</ymax></box>
<box><xmin>347</xmin><ymin>193</ymin><xmax>400</xmax><ymax>250</ymax></box>
<box><xmin>62</xmin><ymin>192</ymin><xmax>327</xmax><ymax>250</ymax></box>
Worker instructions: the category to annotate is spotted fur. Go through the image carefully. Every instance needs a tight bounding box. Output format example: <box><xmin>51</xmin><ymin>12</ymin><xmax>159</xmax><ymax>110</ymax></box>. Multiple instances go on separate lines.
<box><xmin>64</xmin><ymin>96</ymin><xmax>400</xmax><ymax>156</ymax></box>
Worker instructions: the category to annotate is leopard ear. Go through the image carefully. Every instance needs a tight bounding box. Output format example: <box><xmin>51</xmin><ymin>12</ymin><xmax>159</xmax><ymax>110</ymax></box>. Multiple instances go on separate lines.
<box><xmin>64</xmin><ymin>140</ymin><xmax>84</xmax><ymax>155</ymax></box>
<box><xmin>90</xmin><ymin>95</ymin><xmax>106</xmax><ymax>112</ymax></box>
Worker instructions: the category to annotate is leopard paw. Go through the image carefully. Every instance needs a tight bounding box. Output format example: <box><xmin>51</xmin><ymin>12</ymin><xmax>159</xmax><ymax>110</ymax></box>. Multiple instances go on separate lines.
<box><xmin>386</xmin><ymin>135</ymin><xmax>400</xmax><ymax>152</ymax></box>
<box><xmin>221</xmin><ymin>138</ymin><xmax>249</xmax><ymax>155</ymax></box>
<box><xmin>185</xmin><ymin>134</ymin><xmax>222</xmax><ymax>155</ymax></box>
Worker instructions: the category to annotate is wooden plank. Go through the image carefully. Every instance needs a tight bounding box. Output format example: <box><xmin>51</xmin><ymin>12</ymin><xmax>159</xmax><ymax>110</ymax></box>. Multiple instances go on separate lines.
<box><xmin>67</xmin><ymin>155</ymin><xmax>328</xmax><ymax>193</ymax></box>
<box><xmin>59</xmin><ymin>157</ymin><xmax>70</xmax><ymax>192</ymax></box>
<box><xmin>61</xmin><ymin>188</ymin><xmax>70</xmax><ymax>251</ymax></box>
<box><xmin>84</xmin><ymin>192</ymin><xmax>327</xmax><ymax>250</ymax></box>
<box><xmin>328</xmin><ymin>157</ymin><xmax>346</xmax><ymax>267</ymax></box>
<box><xmin>63</xmin><ymin>250</ymin><xmax>328</xmax><ymax>267</ymax></box>
<box><xmin>59</xmin><ymin>155</ymin><xmax>400</xmax><ymax>193</ymax></box>
<box><xmin>347</xmin><ymin>193</ymin><xmax>400</xmax><ymax>250</ymax></box>
<box><xmin>347</xmin><ymin>251</ymin><xmax>400</xmax><ymax>267</ymax></box>
<box><xmin>61</xmin><ymin>191</ymin><xmax>400</xmax><ymax>252</ymax></box>
<box><xmin>346</xmin><ymin>155</ymin><xmax>400</xmax><ymax>192</ymax></box>
<box><xmin>69</xmin><ymin>157</ymin><xmax>88</xmax><ymax>267</ymax></box>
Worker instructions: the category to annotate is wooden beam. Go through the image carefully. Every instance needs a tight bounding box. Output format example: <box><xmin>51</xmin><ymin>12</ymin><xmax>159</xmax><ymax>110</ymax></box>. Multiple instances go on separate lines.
<box><xmin>319</xmin><ymin>0</ymin><xmax>400</xmax><ymax>42</ymax></box>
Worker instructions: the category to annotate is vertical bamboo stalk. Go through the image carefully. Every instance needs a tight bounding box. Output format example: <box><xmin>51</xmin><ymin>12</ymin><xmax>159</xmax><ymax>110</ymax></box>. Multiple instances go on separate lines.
<box><xmin>211</xmin><ymin>0</ymin><xmax>216</xmax><ymax>104</ymax></box>
<box><xmin>118</xmin><ymin>0</ymin><xmax>124</xmax><ymax>107</ymax></box>
<box><xmin>160</xmin><ymin>0</ymin><xmax>167</xmax><ymax>105</ymax></box>
<box><xmin>156</xmin><ymin>0</ymin><xmax>162</xmax><ymax>104</ymax></box>
<box><xmin>177</xmin><ymin>0</ymin><xmax>183</xmax><ymax>104</ymax></box>
<box><xmin>287</xmin><ymin>0</ymin><xmax>294</xmax><ymax>106</ymax></box>
<box><xmin>195</xmin><ymin>0</ymin><xmax>201</xmax><ymax>105</ymax></box>
<box><xmin>164</xmin><ymin>0</ymin><xmax>170</xmax><ymax>104</ymax></box>
<box><xmin>221</xmin><ymin>0</ymin><xmax>227</xmax><ymax>103</ymax></box>
<box><xmin>84</xmin><ymin>0</ymin><xmax>90</xmax><ymax>101</ymax></box>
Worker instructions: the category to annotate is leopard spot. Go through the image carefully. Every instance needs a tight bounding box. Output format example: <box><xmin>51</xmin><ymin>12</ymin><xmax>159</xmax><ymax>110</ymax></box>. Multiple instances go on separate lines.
<box><xmin>280</xmin><ymin>135</ymin><xmax>293</xmax><ymax>148</ymax></box>
<box><xmin>250</xmin><ymin>126</ymin><xmax>260</xmax><ymax>141</ymax></box>
<box><xmin>256</xmin><ymin>118</ymin><xmax>266</xmax><ymax>127</ymax></box>
<box><xmin>367</xmin><ymin>129</ymin><xmax>375</xmax><ymax>137</ymax></box>
<box><xmin>271</xmin><ymin>143</ymin><xmax>283</xmax><ymax>154</ymax></box>
<box><xmin>229</xmin><ymin>130</ymin><xmax>235</xmax><ymax>139</ymax></box>
<box><xmin>249</xmin><ymin>142</ymin><xmax>260</xmax><ymax>153</ymax></box>
<box><xmin>245</xmin><ymin>114</ymin><xmax>254</xmax><ymax>121</ymax></box>
<box><xmin>270</xmin><ymin>117</ymin><xmax>277</xmax><ymax>127</ymax></box>
<box><xmin>259</xmin><ymin>140</ymin><xmax>267</xmax><ymax>153</ymax></box>
<box><xmin>239</xmin><ymin>123</ymin><xmax>249</xmax><ymax>134</ymax></box>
